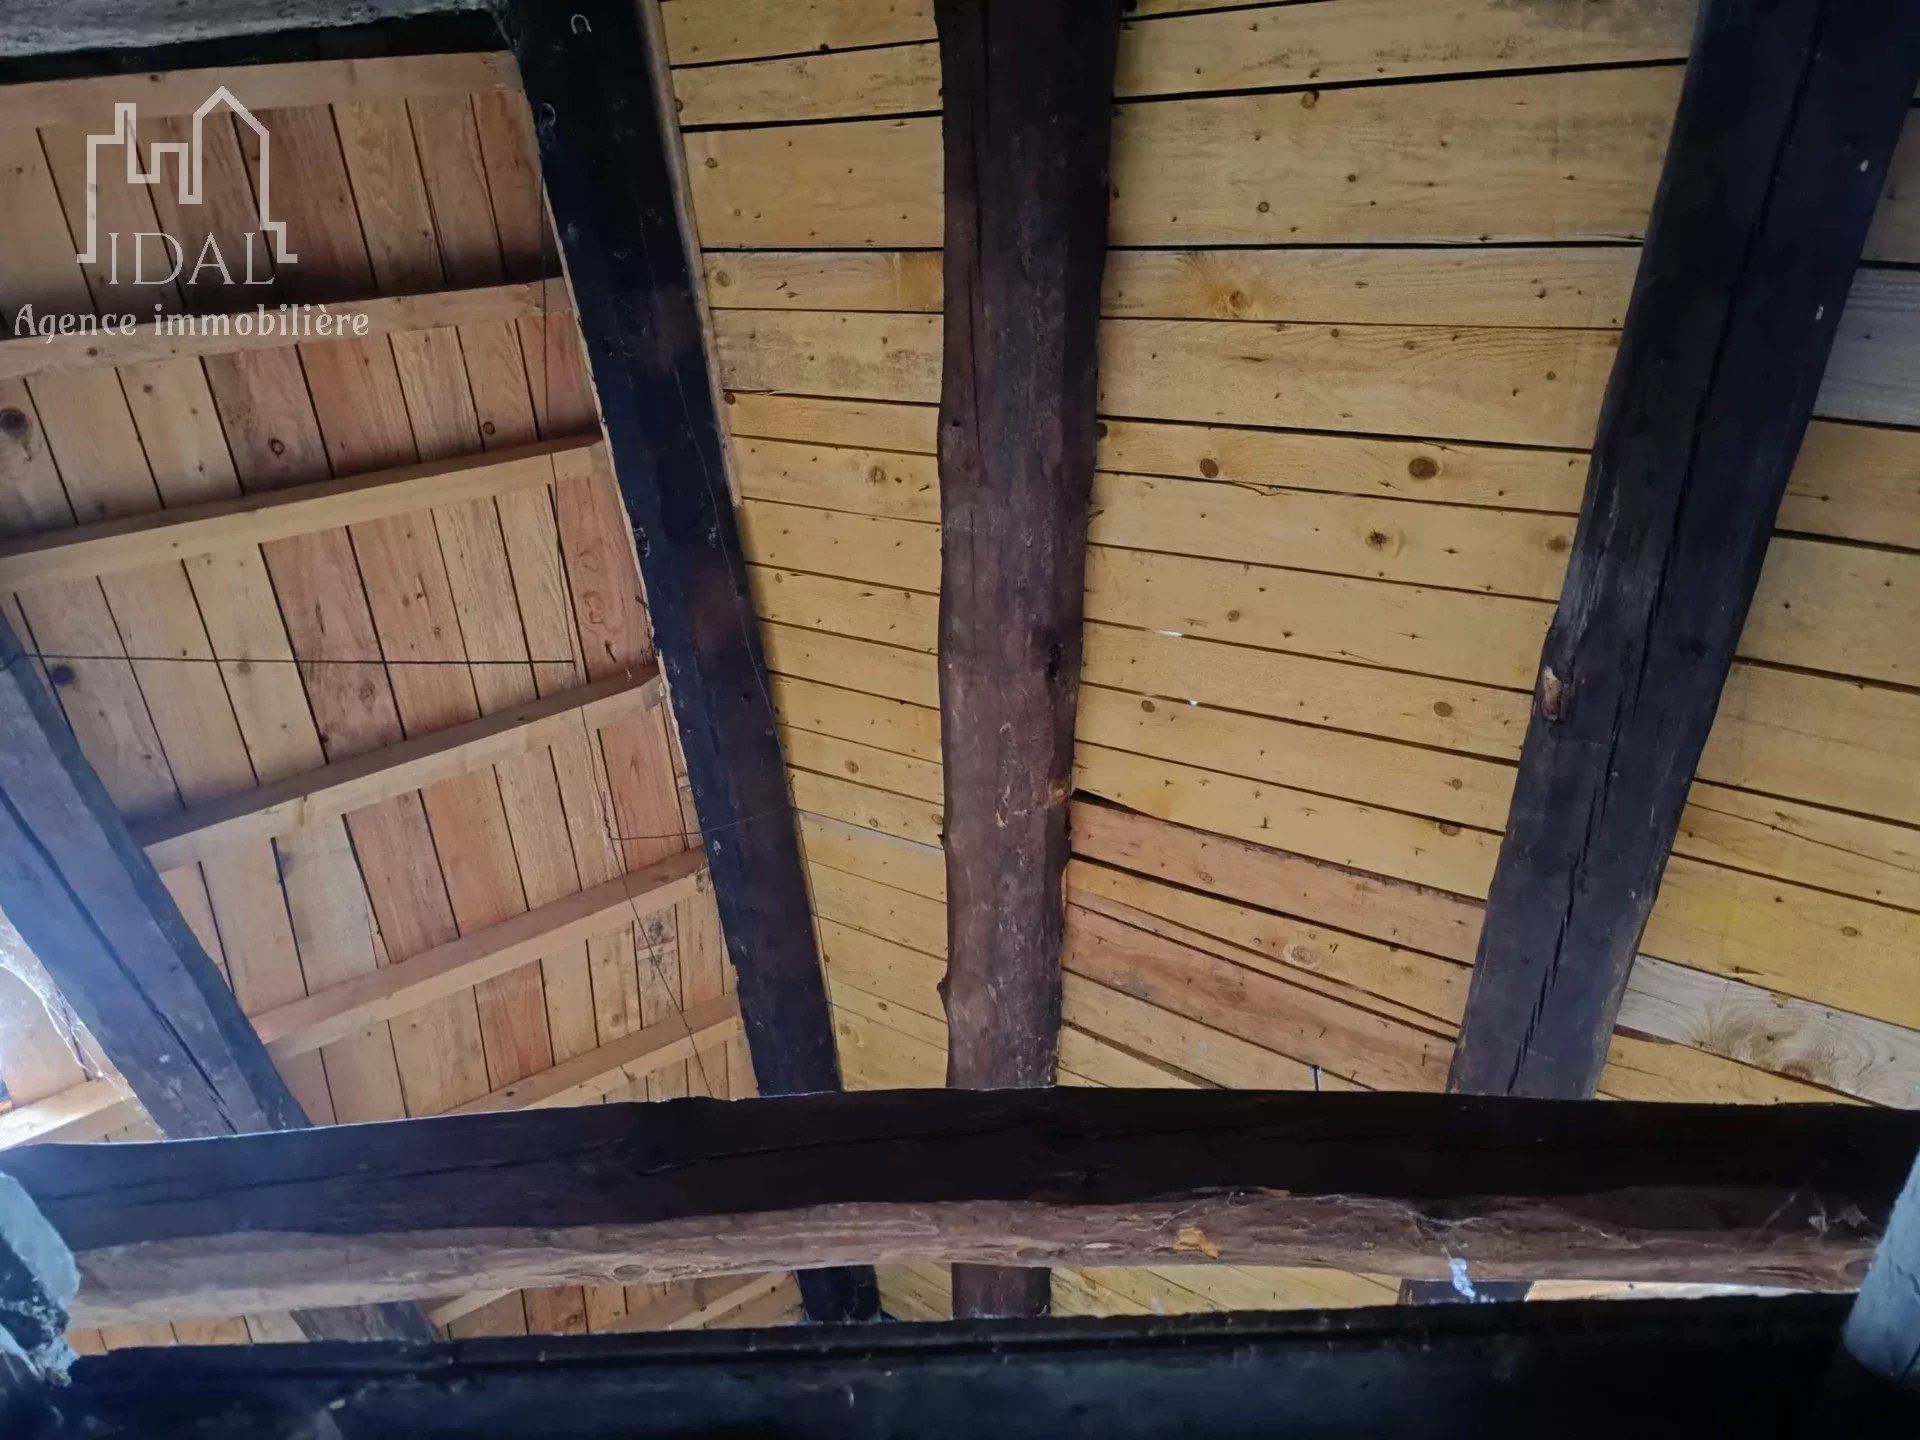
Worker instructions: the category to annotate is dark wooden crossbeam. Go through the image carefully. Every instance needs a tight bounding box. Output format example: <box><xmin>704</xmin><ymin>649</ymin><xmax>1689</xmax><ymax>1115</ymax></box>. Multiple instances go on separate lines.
<box><xmin>1448</xmin><ymin>0</ymin><xmax>1920</xmax><ymax>1100</ymax></box>
<box><xmin>35</xmin><ymin>1298</ymin><xmax>1920</xmax><ymax>1440</ymax></box>
<box><xmin>499</xmin><ymin>0</ymin><xmax>878</xmax><ymax>1324</ymax></box>
<box><xmin>934</xmin><ymin>0</ymin><xmax>1120</xmax><ymax>1320</ymax></box>
<box><xmin>0</xmin><ymin>617</ymin><xmax>429</xmax><ymax>1344</ymax></box>
<box><xmin>6</xmin><ymin>1089</ymin><xmax>1915</xmax><ymax>1324</ymax></box>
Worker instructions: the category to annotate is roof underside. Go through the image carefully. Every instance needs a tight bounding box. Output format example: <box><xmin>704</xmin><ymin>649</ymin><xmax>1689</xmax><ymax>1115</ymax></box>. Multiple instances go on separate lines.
<box><xmin>0</xmin><ymin>0</ymin><xmax>1916</xmax><ymax>1337</ymax></box>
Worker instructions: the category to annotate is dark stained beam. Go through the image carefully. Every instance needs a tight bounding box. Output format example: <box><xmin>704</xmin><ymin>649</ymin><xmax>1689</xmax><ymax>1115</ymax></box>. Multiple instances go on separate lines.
<box><xmin>934</xmin><ymin>0</ymin><xmax>1121</xmax><ymax>1320</ymax></box>
<box><xmin>41</xmin><ymin>1297</ymin><xmax>1918</xmax><ymax>1440</ymax></box>
<box><xmin>499</xmin><ymin>0</ymin><xmax>877</xmax><ymax>1324</ymax></box>
<box><xmin>0</xmin><ymin>618</ymin><xmax>430</xmax><ymax>1343</ymax></box>
<box><xmin>5</xmin><ymin>1089</ymin><xmax>1915</xmax><ymax>1324</ymax></box>
<box><xmin>1448</xmin><ymin>0</ymin><xmax>1920</xmax><ymax>1100</ymax></box>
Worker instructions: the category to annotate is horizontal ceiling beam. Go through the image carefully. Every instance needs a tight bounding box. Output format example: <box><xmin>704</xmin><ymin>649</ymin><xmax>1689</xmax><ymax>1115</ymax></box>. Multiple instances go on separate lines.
<box><xmin>5</xmin><ymin>1088</ymin><xmax>1913</xmax><ymax>1325</ymax></box>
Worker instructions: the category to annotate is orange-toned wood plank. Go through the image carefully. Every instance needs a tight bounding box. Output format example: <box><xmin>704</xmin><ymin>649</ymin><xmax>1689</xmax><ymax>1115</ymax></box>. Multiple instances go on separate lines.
<box><xmin>12</xmin><ymin>122</ymin><xmax>338</xmax><ymax>1124</ymax></box>
<box><xmin>0</xmin><ymin>52</ymin><xmax>517</xmax><ymax>131</ymax></box>
<box><xmin>0</xmin><ymin>277</ymin><xmax>570</xmax><ymax>382</ymax></box>
<box><xmin>134</xmin><ymin>671</ymin><xmax>661</xmax><ymax>870</ymax></box>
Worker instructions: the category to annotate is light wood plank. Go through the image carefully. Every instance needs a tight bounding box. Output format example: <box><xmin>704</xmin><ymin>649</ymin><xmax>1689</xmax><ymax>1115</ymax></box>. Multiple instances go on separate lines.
<box><xmin>0</xmin><ymin>852</ymin><xmax>707</xmax><ymax>1147</ymax></box>
<box><xmin>135</xmin><ymin>669</ymin><xmax>662</xmax><ymax>871</ymax></box>
<box><xmin>0</xmin><ymin>53</ymin><xmax>518</xmax><ymax>130</ymax></box>
<box><xmin>444</xmin><ymin>993</ymin><xmax>745</xmax><ymax>1113</ymax></box>
<box><xmin>722</xmin><ymin>391</ymin><xmax>1920</xmax><ymax>557</ymax></box>
<box><xmin>687</xmin><ymin>69</ymin><xmax>1684</xmax><ymax>248</ymax></box>
<box><xmin>675</xmin><ymin>0</ymin><xmax>1694</xmax><ymax>124</ymax></box>
<box><xmin>0</xmin><ymin>279</ymin><xmax>569</xmax><ymax>382</ymax></box>
<box><xmin>710</xmin><ymin>246</ymin><xmax>1642</xmax><ymax>327</ymax></box>
<box><xmin>0</xmin><ymin>436</ymin><xmax>599</xmax><ymax>588</ymax></box>
<box><xmin>661</xmin><ymin>0</ymin><xmax>934</xmax><ymax>65</ymax></box>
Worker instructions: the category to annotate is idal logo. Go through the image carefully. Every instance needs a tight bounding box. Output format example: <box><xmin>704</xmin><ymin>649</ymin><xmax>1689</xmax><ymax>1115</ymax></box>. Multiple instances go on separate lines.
<box><xmin>79</xmin><ymin>85</ymin><xmax>295</xmax><ymax>286</ymax></box>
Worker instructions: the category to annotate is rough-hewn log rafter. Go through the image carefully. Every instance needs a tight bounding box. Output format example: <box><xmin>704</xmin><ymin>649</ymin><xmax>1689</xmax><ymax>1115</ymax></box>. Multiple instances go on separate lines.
<box><xmin>5</xmin><ymin>1089</ymin><xmax>1914</xmax><ymax>1324</ymax></box>
<box><xmin>934</xmin><ymin>0</ymin><xmax>1121</xmax><ymax>1321</ymax></box>
<box><xmin>0</xmin><ymin>616</ymin><xmax>430</xmax><ymax>1342</ymax></box>
<box><xmin>1448</xmin><ymin>0</ymin><xmax>1920</xmax><ymax>1099</ymax></box>
<box><xmin>500</xmin><ymin>0</ymin><xmax>878</xmax><ymax>1324</ymax></box>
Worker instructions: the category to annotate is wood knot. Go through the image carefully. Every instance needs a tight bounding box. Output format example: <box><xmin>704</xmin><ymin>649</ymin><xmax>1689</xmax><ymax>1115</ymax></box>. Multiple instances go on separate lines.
<box><xmin>1198</xmin><ymin>457</ymin><xmax>1220</xmax><ymax>478</ymax></box>
<box><xmin>0</xmin><ymin>408</ymin><xmax>28</xmax><ymax>440</ymax></box>
<box><xmin>1538</xmin><ymin>666</ymin><xmax>1568</xmax><ymax>722</ymax></box>
<box><xmin>1407</xmin><ymin>455</ymin><xmax>1439</xmax><ymax>480</ymax></box>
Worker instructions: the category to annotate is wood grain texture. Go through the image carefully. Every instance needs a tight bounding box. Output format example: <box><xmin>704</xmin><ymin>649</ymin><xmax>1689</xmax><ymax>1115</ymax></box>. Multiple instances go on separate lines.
<box><xmin>507</xmin><ymin>0</ymin><xmax>877</xmax><ymax>1326</ymax></box>
<box><xmin>0</xmin><ymin>436</ymin><xmax>597</xmax><ymax>588</ymax></box>
<box><xmin>1449</xmin><ymin>0</ymin><xmax>1920</xmax><ymax>1099</ymax></box>
<box><xmin>672</xmin><ymin>0</ymin><xmax>1695</xmax><ymax>125</ymax></box>
<box><xmin>6</xmin><ymin>1089</ymin><xmax>1918</xmax><ymax>1322</ymax></box>
<box><xmin>0</xmin><ymin>278</ymin><xmax>568</xmax><ymax>382</ymax></box>
<box><xmin>0</xmin><ymin>616</ymin><xmax>429</xmax><ymax>1344</ymax></box>
<box><xmin>0</xmin><ymin>52</ymin><xmax>517</xmax><ymax>130</ymax></box>
<box><xmin>0</xmin><ymin>852</ymin><xmax>708</xmax><ymax>1148</ymax></box>
<box><xmin>933</xmin><ymin>0</ymin><xmax>1120</xmax><ymax>1321</ymax></box>
<box><xmin>134</xmin><ymin>670</ymin><xmax>661</xmax><ymax>870</ymax></box>
<box><xmin>0</xmin><ymin>612</ymin><xmax>302</xmax><ymax>1140</ymax></box>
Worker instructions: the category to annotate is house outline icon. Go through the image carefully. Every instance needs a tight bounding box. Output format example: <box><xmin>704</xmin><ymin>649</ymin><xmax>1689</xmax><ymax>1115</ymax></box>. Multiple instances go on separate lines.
<box><xmin>79</xmin><ymin>86</ymin><xmax>294</xmax><ymax>267</ymax></box>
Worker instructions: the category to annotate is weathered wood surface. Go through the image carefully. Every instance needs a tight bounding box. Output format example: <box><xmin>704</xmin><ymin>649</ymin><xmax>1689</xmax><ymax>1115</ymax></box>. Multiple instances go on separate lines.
<box><xmin>0</xmin><ymin>615</ymin><xmax>430</xmax><ymax>1343</ymax></box>
<box><xmin>934</xmin><ymin>0</ymin><xmax>1120</xmax><ymax>1322</ymax></box>
<box><xmin>501</xmin><ymin>0</ymin><xmax>876</xmax><ymax>1325</ymax></box>
<box><xmin>1448</xmin><ymin>0</ymin><xmax>1920</xmax><ymax>1100</ymax></box>
<box><xmin>0</xmin><ymin>851</ymin><xmax>708</xmax><ymax>1148</ymax></box>
<box><xmin>5</xmin><ymin>1089</ymin><xmax>1916</xmax><ymax>1323</ymax></box>
<box><xmin>0</xmin><ymin>614</ymin><xmax>304</xmax><ymax>1140</ymax></box>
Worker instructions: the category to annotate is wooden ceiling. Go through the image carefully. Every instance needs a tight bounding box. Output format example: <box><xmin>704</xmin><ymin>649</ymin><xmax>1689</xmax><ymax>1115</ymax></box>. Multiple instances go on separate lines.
<box><xmin>0</xmin><ymin>0</ymin><xmax>1916</xmax><ymax>1344</ymax></box>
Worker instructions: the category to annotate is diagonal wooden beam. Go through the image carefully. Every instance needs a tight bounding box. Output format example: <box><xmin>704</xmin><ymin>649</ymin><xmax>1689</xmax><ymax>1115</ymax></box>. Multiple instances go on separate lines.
<box><xmin>3</xmin><ymin>1089</ymin><xmax>1915</xmax><ymax>1325</ymax></box>
<box><xmin>0</xmin><ymin>614</ymin><xmax>431</xmax><ymax>1342</ymax></box>
<box><xmin>933</xmin><ymin>0</ymin><xmax>1121</xmax><ymax>1321</ymax></box>
<box><xmin>0</xmin><ymin>435</ymin><xmax>597</xmax><ymax>588</ymax></box>
<box><xmin>500</xmin><ymin>0</ymin><xmax>877</xmax><ymax>1324</ymax></box>
<box><xmin>0</xmin><ymin>277</ymin><xmax>565</xmax><ymax>382</ymax></box>
<box><xmin>1447</xmin><ymin>0</ymin><xmax>1920</xmax><ymax>1102</ymax></box>
<box><xmin>0</xmin><ymin>850</ymin><xmax>708</xmax><ymax>1148</ymax></box>
<box><xmin>133</xmin><ymin>667</ymin><xmax>661</xmax><ymax>871</ymax></box>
